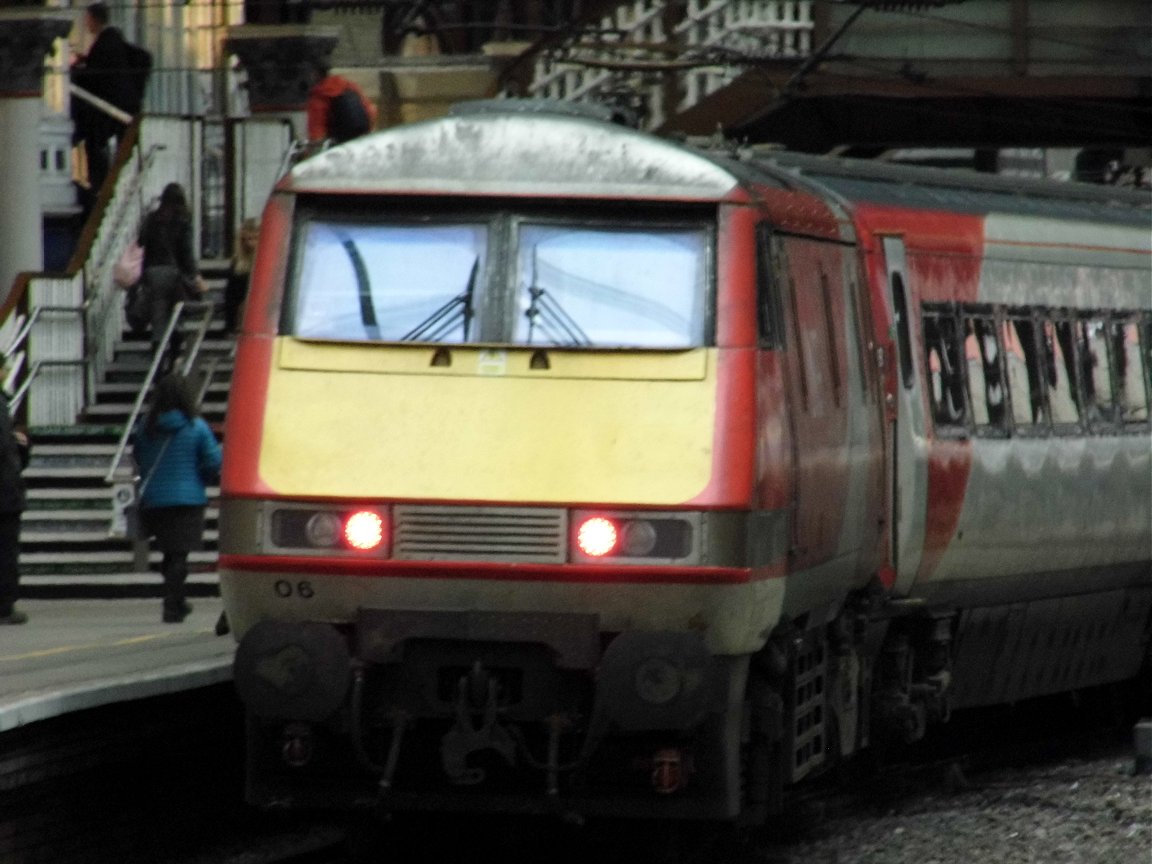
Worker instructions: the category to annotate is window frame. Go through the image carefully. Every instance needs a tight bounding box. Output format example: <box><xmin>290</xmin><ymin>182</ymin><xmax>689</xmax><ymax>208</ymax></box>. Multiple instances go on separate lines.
<box><xmin>921</xmin><ymin>303</ymin><xmax>969</xmax><ymax>438</ymax></box>
<box><xmin>1041</xmin><ymin>311</ymin><xmax>1085</xmax><ymax>436</ymax></box>
<box><xmin>281</xmin><ymin>198</ymin><xmax>718</xmax><ymax>350</ymax></box>
<box><xmin>961</xmin><ymin>306</ymin><xmax>1010</xmax><ymax>439</ymax></box>
<box><xmin>1002</xmin><ymin>307</ymin><xmax>1051</xmax><ymax>438</ymax></box>
<box><xmin>925</xmin><ymin>302</ymin><xmax>1151</xmax><ymax>440</ymax></box>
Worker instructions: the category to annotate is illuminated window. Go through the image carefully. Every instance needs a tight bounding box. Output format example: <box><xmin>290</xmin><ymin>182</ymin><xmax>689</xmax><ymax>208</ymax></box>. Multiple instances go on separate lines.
<box><xmin>963</xmin><ymin>314</ymin><xmax>1006</xmax><ymax>432</ymax></box>
<box><xmin>1002</xmin><ymin>313</ymin><xmax>1046</xmax><ymax>430</ymax></box>
<box><xmin>1077</xmin><ymin>319</ymin><xmax>1116</xmax><ymax>427</ymax></box>
<box><xmin>922</xmin><ymin>308</ymin><xmax>966</xmax><ymax>430</ymax></box>
<box><xmin>1110</xmin><ymin>319</ymin><xmax>1149</xmax><ymax>425</ymax></box>
<box><xmin>1042</xmin><ymin>318</ymin><xmax>1081</xmax><ymax>428</ymax></box>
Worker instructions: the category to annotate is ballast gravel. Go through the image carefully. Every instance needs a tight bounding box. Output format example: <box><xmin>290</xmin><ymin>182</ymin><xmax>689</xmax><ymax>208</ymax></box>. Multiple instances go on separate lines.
<box><xmin>760</xmin><ymin>749</ymin><xmax>1151</xmax><ymax>864</ymax></box>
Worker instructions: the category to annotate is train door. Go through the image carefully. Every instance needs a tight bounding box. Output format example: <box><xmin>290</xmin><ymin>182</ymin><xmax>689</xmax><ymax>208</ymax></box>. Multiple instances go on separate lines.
<box><xmin>879</xmin><ymin>237</ymin><xmax>929</xmax><ymax>594</ymax></box>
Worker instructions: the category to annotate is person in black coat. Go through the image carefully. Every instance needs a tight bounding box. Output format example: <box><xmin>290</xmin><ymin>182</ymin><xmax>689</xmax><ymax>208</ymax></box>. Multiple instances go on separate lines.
<box><xmin>0</xmin><ymin>383</ymin><xmax>31</xmax><ymax>625</ymax></box>
<box><xmin>71</xmin><ymin>3</ymin><xmax>136</xmax><ymax>197</ymax></box>
<box><xmin>138</xmin><ymin>183</ymin><xmax>205</xmax><ymax>371</ymax></box>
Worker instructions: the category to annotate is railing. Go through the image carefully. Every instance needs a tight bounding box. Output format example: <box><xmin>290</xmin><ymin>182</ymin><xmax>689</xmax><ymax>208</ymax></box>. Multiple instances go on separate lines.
<box><xmin>3</xmin><ymin>110</ymin><xmax>294</xmax><ymax>429</ymax></box>
<box><xmin>85</xmin><ymin>139</ymin><xmax>166</xmax><ymax>413</ymax></box>
<box><xmin>1</xmin><ymin>303</ymin><xmax>89</xmax><ymax>414</ymax></box>
<box><xmin>105</xmin><ymin>299</ymin><xmax>217</xmax><ymax>486</ymax></box>
<box><xmin>529</xmin><ymin>1</ymin><xmax>669</xmax><ymax>128</ymax></box>
<box><xmin>526</xmin><ymin>0</ymin><xmax>814</xmax><ymax>130</ymax></box>
<box><xmin>675</xmin><ymin>0</ymin><xmax>813</xmax><ymax>114</ymax></box>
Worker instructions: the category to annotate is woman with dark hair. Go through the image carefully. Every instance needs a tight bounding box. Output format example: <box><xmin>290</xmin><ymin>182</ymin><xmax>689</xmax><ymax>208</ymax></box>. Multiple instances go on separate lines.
<box><xmin>138</xmin><ymin>182</ymin><xmax>205</xmax><ymax>371</ymax></box>
<box><xmin>133</xmin><ymin>373</ymin><xmax>222</xmax><ymax>623</ymax></box>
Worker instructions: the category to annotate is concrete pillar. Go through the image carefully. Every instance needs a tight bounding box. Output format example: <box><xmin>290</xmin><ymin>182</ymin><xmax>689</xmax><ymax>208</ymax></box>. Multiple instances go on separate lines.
<box><xmin>224</xmin><ymin>25</ymin><xmax>340</xmax><ymax>142</ymax></box>
<box><xmin>0</xmin><ymin>10</ymin><xmax>74</xmax><ymax>305</ymax></box>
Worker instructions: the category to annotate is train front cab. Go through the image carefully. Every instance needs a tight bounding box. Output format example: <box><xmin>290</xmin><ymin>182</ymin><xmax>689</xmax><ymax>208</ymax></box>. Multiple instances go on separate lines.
<box><xmin>215</xmin><ymin>114</ymin><xmax>828</xmax><ymax>821</ymax></box>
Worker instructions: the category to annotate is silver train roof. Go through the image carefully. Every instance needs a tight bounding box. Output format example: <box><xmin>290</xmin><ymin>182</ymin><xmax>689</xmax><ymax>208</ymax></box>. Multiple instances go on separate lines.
<box><xmin>285</xmin><ymin>111</ymin><xmax>740</xmax><ymax>200</ymax></box>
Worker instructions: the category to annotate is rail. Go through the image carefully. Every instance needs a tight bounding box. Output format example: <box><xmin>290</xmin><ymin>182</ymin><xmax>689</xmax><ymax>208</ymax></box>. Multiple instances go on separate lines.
<box><xmin>525</xmin><ymin>0</ymin><xmax>814</xmax><ymax>129</ymax></box>
<box><xmin>2</xmin><ymin>303</ymin><xmax>89</xmax><ymax>413</ymax></box>
<box><xmin>104</xmin><ymin>299</ymin><xmax>215</xmax><ymax>486</ymax></box>
<box><xmin>69</xmin><ymin>83</ymin><xmax>133</xmax><ymax>127</ymax></box>
<box><xmin>9</xmin><ymin>359</ymin><xmax>88</xmax><ymax>414</ymax></box>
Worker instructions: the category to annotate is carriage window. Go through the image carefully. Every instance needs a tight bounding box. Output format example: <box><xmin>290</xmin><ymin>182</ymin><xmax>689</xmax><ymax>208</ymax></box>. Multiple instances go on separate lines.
<box><xmin>1003</xmin><ymin>314</ymin><xmax>1045</xmax><ymax>429</ymax></box>
<box><xmin>1042</xmin><ymin>319</ymin><xmax>1081</xmax><ymax>427</ymax></box>
<box><xmin>1111</xmin><ymin>320</ymin><xmax>1149</xmax><ymax>424</ymax></box>
<box><xmin>923</xmin><ymin>310</ymin><xmax>966</xmax><ymax>429</ymax></box>
<box><xmin>963</xmin><ymin>315</ymin><xmax>1006</xmax><ymax>431</ymax></box>
<box><xmin>514</xmin><ymin>224</ymin><xmax>708</xmax><ymax>348</ymax></box>
<box><xmin>1078</xmin><ymin>319</ymin><xmax>1115</xmax><ymax>425</ymax></box>
<box><xmin>292</xmin><ymin>221</ymin><xmax>489</xmax><ymax>342</ymax></box>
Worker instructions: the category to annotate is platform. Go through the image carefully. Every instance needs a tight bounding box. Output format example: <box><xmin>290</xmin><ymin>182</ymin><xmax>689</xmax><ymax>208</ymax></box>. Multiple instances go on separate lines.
<box><xmin>0</xmin><ymin>598</ymin><xmax>235</xmax><ymax>732</ymax></box>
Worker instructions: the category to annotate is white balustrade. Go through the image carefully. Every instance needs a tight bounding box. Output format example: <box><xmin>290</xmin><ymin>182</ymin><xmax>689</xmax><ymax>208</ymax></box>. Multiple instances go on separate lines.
<box><xmin>528</xmin><ymin>0</ymin><xmax>813</xmax><ymax>128</ymax></box>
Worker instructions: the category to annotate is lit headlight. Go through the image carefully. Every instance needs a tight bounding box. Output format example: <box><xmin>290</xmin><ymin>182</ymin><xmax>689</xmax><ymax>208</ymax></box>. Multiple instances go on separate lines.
<box><xmin>569</xmin><ymin>510</ymin><xmax>698</xmax><ymax>564</ymax></box>
<box><xmin>268</xmin><ymin>505</ymin><xmax>390</xmax><ymax>556</ymax></box>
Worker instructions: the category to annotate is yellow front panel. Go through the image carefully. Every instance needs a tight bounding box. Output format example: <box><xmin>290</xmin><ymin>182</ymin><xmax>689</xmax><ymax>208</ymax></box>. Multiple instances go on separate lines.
<box><xmin>259</xmin><ymin>340</ymin><xmax>718</xmax><ymax>504</ymax></box>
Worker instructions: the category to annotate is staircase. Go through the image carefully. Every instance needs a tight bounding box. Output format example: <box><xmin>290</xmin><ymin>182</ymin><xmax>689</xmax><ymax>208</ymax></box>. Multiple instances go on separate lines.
<box><xmin>20</xmin><ymin>271</ymin><xmax>234</xmax><ymax>599</ymax></box>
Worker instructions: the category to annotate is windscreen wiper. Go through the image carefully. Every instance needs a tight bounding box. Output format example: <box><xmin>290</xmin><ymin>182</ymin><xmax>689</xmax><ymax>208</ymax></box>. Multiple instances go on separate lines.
<box><xmin>341</xmin><ymin>238</ymin><xmax>380</xmax><ymax>340</ymax></box>
<box><xmin>401</xmin><ymin>257</ymin><xmax>478</xmax><ymax>342</ymax></box>
<box><xmin>524</xmin><ymin>247</ymin><xmax>590</xmax><ymax>347</ymax></box>
<box><xmin>524</xmin><ymin>286</ymin><xmax>591</xmax><ymax>347</ymax></box>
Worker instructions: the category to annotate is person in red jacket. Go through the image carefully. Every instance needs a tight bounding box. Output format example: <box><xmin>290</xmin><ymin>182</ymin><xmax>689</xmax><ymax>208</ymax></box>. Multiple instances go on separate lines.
<box><xmin>306</xmin><ymin>64</ymin><xmax>378</xmax><ymax>144</ymax></box>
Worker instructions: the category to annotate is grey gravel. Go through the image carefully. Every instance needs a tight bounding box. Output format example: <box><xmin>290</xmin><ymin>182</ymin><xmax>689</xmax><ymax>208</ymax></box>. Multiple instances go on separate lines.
<box><xmin>764</xmin><ymin>751</ymin><xmax>1151</xmax><ymax>864</ymax></box>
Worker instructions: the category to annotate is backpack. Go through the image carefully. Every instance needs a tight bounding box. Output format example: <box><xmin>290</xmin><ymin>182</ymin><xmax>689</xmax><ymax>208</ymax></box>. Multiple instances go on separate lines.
<box><xmin>327</xmin><ymin>87</ymin><xmax>371</xmax><ymax>144</ymax></box>
<box><xmin>122</xmin><ymin>41</ymin><xmax>153</xmax><ymax>114</ymax></box>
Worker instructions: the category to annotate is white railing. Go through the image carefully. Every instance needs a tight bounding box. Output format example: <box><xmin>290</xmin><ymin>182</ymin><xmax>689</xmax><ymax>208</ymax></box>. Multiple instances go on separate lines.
<box><xmin>6</xmin><ymin>275</ymin><xmax>86</xmax><ymax>427</ymax></box>
<box><xmin>676</xmin><ymin>0</ymin><xmax>813</xmax><ymax>113</ymax></box>
<box><xmin>6</xmin><ymin>112</ymin><xmax>292</xmax><ymax>428</ymax></box>
<box><xmin>84</xmin><ymin>135</ymin><xmax>165</xmax><ymax>413</ymax></box>
<box><xmin>528</xmin><ymin>0</ymin><xmax>813</xmax><ymax>129</ymax></box>
<box><xmin>530</xmin><ymin>0</ymin><xmax>669</xmax><ymax>129</ymax></box>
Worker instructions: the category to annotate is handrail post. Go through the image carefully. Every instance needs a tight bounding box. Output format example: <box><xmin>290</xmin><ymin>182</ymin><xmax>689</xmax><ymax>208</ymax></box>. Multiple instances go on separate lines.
<box><xmin>104</xmin><ymin>300</ymin><xmax>186</xmax><ymax>485</ymax></box>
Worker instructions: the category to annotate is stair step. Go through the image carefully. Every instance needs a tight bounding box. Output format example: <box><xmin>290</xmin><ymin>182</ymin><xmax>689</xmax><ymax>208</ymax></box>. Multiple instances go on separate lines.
<box><xmin>18</xmin><ymin>306</ymin><xmax>234</xmax><ymax>595</ymax></box>
<box><xmin>23</xmin><ymin>529</ymin><xmax>220</xmax><ymax>544</ymax></box>
<box><xmin>23</xmin><ymin>507</ymin><xmax>219</xmax><ymax>520</ymax></box>
<box><xmin>22</xmin><ymin>571</ymin><xmax>219</xmax><ymax>587</ymax></box>
<box><xmin>26</xmin><ymin>465</ymin><xmax>115</xmax><ymax>479</ymax></box>
<box><xmin>29</xmin><ymin>443</ymin><xmax>116</xmax><ymax>456</ymax></box>
<box><xmin>82</xmin><ymin>402</ymin><xmax>228</xmax><ymax>419</ymax></box>
<box><xmin>28</xmin><ymin>425</ymin><xmax>124</xmax><ymax>439</ymax></box>
<box><xmin>29</xmin><ymin>455</ymin><xmax>117</xmax><ymax>471</ymax></box>
<box><xmin>95</xmin><ymin>381</ymin><xmax>231</xmax><ymax>398</ymax></box>
<box><xmin>22</xmin><ymin>549</ymin><xmax>218</xmax><ymax>566</ymax></box>
<box><xmin>28</xmin><ymin>487</ymin><xmax>117</xmax><ymax>501</ymax></box>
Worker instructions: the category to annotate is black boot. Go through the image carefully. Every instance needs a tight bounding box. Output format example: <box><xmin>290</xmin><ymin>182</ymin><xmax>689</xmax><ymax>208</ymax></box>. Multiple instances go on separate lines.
<box><xmin>161</xmin><ymin>552</ymin><xmax>191</xmax><ymax>623</ymax></box>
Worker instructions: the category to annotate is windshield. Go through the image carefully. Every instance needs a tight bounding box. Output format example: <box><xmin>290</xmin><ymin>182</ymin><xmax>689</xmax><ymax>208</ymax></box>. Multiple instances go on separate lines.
<box><xmin>288</xmin><ymin>213</ymin><xmax>710</xmax><ymax>348</ymax></box>
<box><xmin>293</xmin><ymin>221</ymin><xmax>487</xmax><ymax>342</ymax></box>
<box><xmin>516</xmin><ymin>224</ymin><xmax>708</xmax><ymax>348</ymax></box>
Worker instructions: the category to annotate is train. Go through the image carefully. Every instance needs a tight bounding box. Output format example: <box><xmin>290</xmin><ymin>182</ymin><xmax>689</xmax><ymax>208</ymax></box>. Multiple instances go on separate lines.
<box><xmin>218</xmin><ymin>101</ymin><xmax>1152</xmax><ymax>822</ymax></box>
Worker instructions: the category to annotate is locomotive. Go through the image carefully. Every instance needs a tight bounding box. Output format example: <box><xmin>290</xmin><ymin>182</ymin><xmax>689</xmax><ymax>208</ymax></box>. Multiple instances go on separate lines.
<box><xmin>219</xmin><ymin>102</ymin><xmax>1151</xmax><ymax>821</ymax></box>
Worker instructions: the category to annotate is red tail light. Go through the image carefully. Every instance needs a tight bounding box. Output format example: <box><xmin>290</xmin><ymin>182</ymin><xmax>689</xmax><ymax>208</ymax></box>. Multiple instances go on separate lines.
<box><xmin>344</xmin><ymin>510</ymin><xmax>384</xmax><ymax>551</ymax></box>
<box><xmin>576</xmin><ymin>517</ymin><xmax>618</xmax><ymax>557</ymax></box>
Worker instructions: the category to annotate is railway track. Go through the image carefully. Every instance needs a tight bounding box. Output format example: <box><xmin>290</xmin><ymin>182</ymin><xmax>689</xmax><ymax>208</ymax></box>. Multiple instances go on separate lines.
<box><xmin>3</xmin><ymin>679</ymin><xmax>1143</xmax><ymax>864</ymax></box>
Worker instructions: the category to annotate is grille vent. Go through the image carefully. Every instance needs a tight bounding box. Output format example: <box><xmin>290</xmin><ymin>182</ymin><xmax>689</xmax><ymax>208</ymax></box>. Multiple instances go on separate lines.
<box><xmin>392</xmin><ymin>506</ymin><xmax>567</xmax><ymax>563</ymax></box>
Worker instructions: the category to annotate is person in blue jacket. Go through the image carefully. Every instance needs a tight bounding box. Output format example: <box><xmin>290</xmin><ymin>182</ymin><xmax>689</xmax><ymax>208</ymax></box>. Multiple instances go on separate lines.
<box><xmin>133</xmin><ymin>373</ymin><xmax>222</xmax><ymax>623</ymax></box>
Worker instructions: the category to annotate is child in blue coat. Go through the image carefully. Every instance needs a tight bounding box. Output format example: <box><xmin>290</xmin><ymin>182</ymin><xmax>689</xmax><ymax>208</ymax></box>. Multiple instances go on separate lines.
<box><xmin>133</xmin><ymin>373</ymin><xmax>222</xmax><ymax>622</ymax></box>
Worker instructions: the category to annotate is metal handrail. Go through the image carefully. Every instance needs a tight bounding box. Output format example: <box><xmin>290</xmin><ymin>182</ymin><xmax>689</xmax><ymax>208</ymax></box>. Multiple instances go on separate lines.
<box><xmin>1</xmin><ymin>303</ymin><xmax>88</xmax><ymax>363</ymax></box>
<box><xmin>9</xmin><ymin>359</ymin><xmax>88</xmax><ymax>413</ymax></box>
<box><xmin>69</xmin><ymin>83</ymin><xmax>133</xmax><ymax>127</ymax></box>
<box><xmin>103</xmin><ymin>299</ymin><xmax>215</xmax><ymax>484</ymax></box>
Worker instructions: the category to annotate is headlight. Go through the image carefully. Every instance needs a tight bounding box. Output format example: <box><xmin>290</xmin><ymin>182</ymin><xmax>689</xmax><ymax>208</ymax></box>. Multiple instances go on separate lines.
<box><xmin>569</xmin><ymin>511</ymin><xmax>698</xmax><ymax>564</ymax></box>
<box><xmin>269</xmin><ymin>505</ymin><xmax>390</xmax><ymax>556</ymax></box>
<box><xmin>305</xmin><ymin>512</ymin><xmax>341</xmax><ymax>547</ymax></box>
